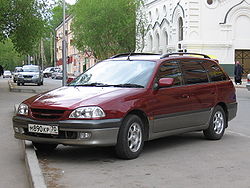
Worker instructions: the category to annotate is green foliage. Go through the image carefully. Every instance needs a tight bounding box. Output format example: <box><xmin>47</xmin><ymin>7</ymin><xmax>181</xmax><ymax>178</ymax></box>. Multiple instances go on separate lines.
<box><xmin>0</xmin><ymin>0</ymin><xmax>49</xmax><ymax>55</ymax></box>
<box><xmin>0</xmin><ymin>40</ymin><xmax>24</xmax><ymax>71</ymax></box>
<box><xmin>72</xmin><ymin>0</ymin><xmax>142</xmax><ymax>60</ymax></box>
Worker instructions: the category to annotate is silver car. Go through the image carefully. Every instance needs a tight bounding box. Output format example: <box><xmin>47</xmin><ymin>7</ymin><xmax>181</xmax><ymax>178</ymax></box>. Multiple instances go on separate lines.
<box><xmin>17</xmin><ymin>65</ymin><xmax>43</xmax><ymax>86</ymax></box>
<box><xmin>247</xmin><ymin>74</ymin><xmax>250</xmax><ymax>91</ymax></box>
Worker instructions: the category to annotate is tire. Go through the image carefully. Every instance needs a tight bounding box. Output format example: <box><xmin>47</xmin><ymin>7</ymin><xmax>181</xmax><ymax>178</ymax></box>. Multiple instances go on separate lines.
<box><xmin>17</xmin><ymin>82</ymin><xmax>20</xmax><ymax>86</ymax></box>
<box><xmin>203</xmin><ymin>106</ymin><xmax>227</xmax><ymax>140</ymax></box>
<box><xmin>32</xmin><ymin>142</ymin><xmax>58</xmax><ymax>152</ymax></box>
<box><xmin>41</xmin><ymin>81</ymin><xmax>44</xmax><ymax>85</ymax></box>
<box><xmin>115</xmin><ymin>115</ymin><xmax>144</xmax><ymax>159</ymax></box>
<box><xmin>22</xmin><ymin>83</ymin><xmax>24</xmax><ymax>86</ymax></box>
<box><xmin>14</xmin><ymin>80</ymin><xmax>16</xmax><ymax>83</ymax></box>
<box><xmin>37</xmin><ymin>82</ymin><xmax>41</xmax><ymax>86</ymax></box>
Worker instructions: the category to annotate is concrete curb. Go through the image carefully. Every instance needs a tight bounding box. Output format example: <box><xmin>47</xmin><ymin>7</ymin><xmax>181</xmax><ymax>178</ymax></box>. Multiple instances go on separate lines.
<box><xmin>14</xmin><ymin>104</ymin><xmax>47</xmax><ymax>188</ymax></box>
<box><xmin>23</xmin><ymin>141</ymin><xmax>47</xmax><ymax>188</ymax></box>
<box><xmin>8</xmin><ymin>80</ymin><xmax>39</xmax><ymax>94</ymax></box>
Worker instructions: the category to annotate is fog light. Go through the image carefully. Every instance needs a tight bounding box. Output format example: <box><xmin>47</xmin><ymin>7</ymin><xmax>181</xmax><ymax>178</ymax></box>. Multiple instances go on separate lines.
<box><xmin>14</xmin><ymin>127</ymin><xmax>19</xmax><ymax>133</ymax></box>
<box><xmin>79</xmin><ymin>132</ymin><xmax>91</xmax><ymax>139</ymax></box>
<box><xmin>19</xmin><ymin>128</ymin><xmax>25</xmax><ymax>134</ymax></box>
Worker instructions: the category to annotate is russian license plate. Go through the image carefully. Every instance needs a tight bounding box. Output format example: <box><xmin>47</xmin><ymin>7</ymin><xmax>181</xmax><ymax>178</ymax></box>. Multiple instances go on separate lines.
<box><xmin>28</xmin><ymin>124</ymin><xmax>59</xmax><ymax>135</ymax></box>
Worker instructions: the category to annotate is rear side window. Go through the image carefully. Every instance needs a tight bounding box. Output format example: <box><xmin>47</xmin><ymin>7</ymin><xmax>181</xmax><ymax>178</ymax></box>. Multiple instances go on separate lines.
<box><xmin>202</xmin><ymin>60</ymin><xmax>228</xmax><ymax>82</ymax></box>
<box><xmin>180</xmin><ymin>60</ymin><xmax>209</xmax><ymax>85</ymax></box>
<box><xmin>158</xmin><ymin>61</ymin><xmax>182</xmax><ymax>86</ymax></box>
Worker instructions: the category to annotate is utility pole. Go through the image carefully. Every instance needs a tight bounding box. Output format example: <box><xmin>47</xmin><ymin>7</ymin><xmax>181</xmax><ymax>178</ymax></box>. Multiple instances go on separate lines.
<box><xmin>62</xmin><ymin>0</ymin><xmax>67</xmax><ymax>86</ymax></box>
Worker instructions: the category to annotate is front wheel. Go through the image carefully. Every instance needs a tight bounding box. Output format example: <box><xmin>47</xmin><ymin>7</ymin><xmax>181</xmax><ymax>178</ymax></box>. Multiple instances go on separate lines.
<box><xmin>32</xmin><ymin>142</ymin><xmax>58</xmax><ymax>152</ymax></box>
<box><xmin>115</xmin><ymin>115</ymin><xmax>144</xmax><ymax>159</ymax></box>
<box><xmin>203</xmin><ymin>106</ymin><xmax>227</xmax><ymax>140</ymax></box>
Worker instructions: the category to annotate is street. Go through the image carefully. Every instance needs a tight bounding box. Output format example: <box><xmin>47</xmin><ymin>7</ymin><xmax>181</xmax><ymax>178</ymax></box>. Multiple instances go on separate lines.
<box><xmin>1</xmin><ymin>77</ymin><xmax>250</xmax><ymax>188</ymax></box>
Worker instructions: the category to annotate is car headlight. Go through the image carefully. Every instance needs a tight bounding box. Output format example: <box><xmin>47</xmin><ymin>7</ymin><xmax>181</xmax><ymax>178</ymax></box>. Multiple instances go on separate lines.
<box><xmin>17</xmin><ymin>103</ymin><xmax>29</xmax><ymax>115</ymax></box>
<box><xmin>69</xmin><ymin>106</ymin><xmax>105</xmax><ymax>119</ymax></box>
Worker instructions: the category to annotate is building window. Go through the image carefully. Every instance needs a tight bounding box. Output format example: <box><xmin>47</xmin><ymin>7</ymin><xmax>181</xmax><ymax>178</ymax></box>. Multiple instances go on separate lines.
<box><xmin>156</xmin><ymin>8</ymin><xmax>159</xmax><ymax>20</ymax></box>
<box><xmin>165</xmin><ymin>31</ymin><xmax>169</xmax><ymax>46</ymax></box>
<box><xmin>156</xmin><ymin>33</ymin><xmax>160</xmax><ymax>52</ymax></box>
<box><xmin>207</xmin><ymin>0</ymin><xmax>213</xmax><ymax>5</ymax></box>
<box><xmin>149</xmin><ymin>35</ymin><xmax>153</xmax><ymax>52</ymax></box>
<box><xmin>163</xmin><ymin>5</ymin><xmax>167</xmax><ymax>16</ymax></box>
<box><xmin>149</xmin><ymin>11</ymin><xmax>152</xmax><ymax>22</ymax></box>
<box><xmin>178</xmin><ymin>17</ymin><xmax>183</xmax><ymax>41</ymax></box>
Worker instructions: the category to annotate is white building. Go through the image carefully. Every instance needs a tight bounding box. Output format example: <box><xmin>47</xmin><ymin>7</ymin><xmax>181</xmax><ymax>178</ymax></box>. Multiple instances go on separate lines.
<box><xmin>142</xmin><ymin>0</ymin><xmax>250</xmax><ymax>76</ymax></box>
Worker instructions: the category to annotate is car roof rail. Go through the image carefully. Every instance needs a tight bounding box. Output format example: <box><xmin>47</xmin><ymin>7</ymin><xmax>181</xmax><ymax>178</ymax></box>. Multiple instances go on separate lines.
<box><xmin>111</xmin><ymin>52</ymin><xmax>161</xmax><ymax>59</ymax></box>
<box><xmin>161</xmin><ymin>52</ymin><xmax>211</xmax><ymax>59</ymax></box>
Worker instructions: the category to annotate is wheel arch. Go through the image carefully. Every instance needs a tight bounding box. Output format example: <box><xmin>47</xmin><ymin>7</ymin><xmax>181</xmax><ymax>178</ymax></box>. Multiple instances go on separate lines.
<box><xmin>216</xmin><ymin>102</ymin><xmax>229</xmax><ymax>127</ymax></box>
<box><xmin>123</xmin><ymin>109</ymin><xmax>150</xmax><ymax>141</ymax></box>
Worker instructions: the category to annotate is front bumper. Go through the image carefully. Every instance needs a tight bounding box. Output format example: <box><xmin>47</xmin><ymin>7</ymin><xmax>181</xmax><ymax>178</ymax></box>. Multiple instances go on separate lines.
<box><xmin>13</xmin><ymin>116</ymin><xmax>121</xmax><ymax>146</ymax></box>
<box><xmin>246</xmin><ymin>83</ymin><xmax>250</xmax><ymax>91</ymax></box>
<box><xmin>17</xmin><ymin>77</ymin><xmax>40</xmax><ymax>83</ymax></box>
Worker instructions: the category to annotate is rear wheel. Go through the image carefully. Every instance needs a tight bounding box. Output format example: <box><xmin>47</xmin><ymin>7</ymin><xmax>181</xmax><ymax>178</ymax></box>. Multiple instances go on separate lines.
<box><xmin>203</xmin><ymin>106</ymin><xmax>227</xmax><ymax>140</ymax></box>
<box><xmin>32</xmin><ymin>142</ymin><xmax>58</xmax><ymax>152</ymax></box>
<box><xmin>115</xmin><ymin>115</ymin><xmax>144</xmax><ymax>159</ymax></box>
<box><xmin>17</xmin><ymin>82</ymin><xmax>20</xmax><ymax>86</ymax></box>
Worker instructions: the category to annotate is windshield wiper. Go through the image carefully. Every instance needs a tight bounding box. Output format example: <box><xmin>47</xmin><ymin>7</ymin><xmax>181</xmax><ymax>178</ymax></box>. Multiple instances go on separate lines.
<box><xmin>112</xmin><ymin>83</ymin><xmax>144</xmax><ymax>88</ymax></box>
<box><xmin>73</xmin><ymin>83</ymin><xmax>106</xmax><ymax>87</ymax></box>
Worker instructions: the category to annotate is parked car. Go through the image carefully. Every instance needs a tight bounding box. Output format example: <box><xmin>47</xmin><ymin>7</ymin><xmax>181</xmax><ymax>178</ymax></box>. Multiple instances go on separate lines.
<box><xmin>51</xmin><ymin>70</ymin><xmax>63</xmax><ymax>79</ymax></box>
<box><xmin>3</xmin><ymin>70</ymin><xmax>12</xmax><ymax>78</ymax></box>
<box><xmin>246</xmin><ymin>73</ymin><xmax>250</xmax><ymax>91</ymax></box>
<box><xmin>17</xmin><ymin>65</ymin><xmax>43</xmax><ymax>86</ymax></box>
<box><xmin>13</xmin><ymin>52</ymin><xmax>237</xmax><ymax>159</ymax></box>
<box><xmin>43</xmin><ymin>67</ymin><xmax>60</xmax><ymax>78</ymax></box>
<box><xmin>13</xmin><ymin>66</ymin><xmax>23</xmax><ymax>83</ymax></box>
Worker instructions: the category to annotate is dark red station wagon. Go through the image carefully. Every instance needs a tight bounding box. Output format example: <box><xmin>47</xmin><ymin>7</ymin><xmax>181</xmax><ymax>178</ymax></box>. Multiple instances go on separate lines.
<box><xmin>13</xmin><ymin>52</ymin><xmax>237</xmax><ymax>159</ymax></box>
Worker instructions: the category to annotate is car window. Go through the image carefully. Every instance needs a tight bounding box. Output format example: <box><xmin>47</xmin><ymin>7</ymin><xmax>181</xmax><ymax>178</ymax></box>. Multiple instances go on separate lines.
<box><xmin>157</xmin><ymin>61</ymin><xmax>182</xmax><ymax>86</ymax></box>
<box><xmin>22</xmin><ymin>66</ymin><xmax>40</xmax><ymax>72</ymax></box>
<box><xmin>201</xmin><ymin>60</ymin><xmax>228</xmax><ymax>82</ymax></box>
<box><xmin>69</xmin><ymin>60</ymin><xmax>156</xmax><ymax>88</ymax></box>
<box><xmin>180</xmin><ymin>60</ymin><xmax>209</xmax><ymax>85</ymax></box>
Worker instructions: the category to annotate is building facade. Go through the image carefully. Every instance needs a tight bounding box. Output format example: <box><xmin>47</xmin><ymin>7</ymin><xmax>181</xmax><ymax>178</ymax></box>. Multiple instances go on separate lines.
<box><xmin>142</xmin><ymin>0</ymin><xmax>250</xmax><ymax>76</ymax></box>
<box><xmin>55</xmin><ymin>16</ymin><xmax>96</xmax><ymax>76</ymax></box>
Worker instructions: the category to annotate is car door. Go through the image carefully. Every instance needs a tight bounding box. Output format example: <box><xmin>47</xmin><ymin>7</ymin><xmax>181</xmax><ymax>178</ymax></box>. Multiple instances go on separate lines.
<box><xmin>179</xmin><ymin>60</ymin><xmax>216</xmax><ymax>126</ymax></box>
<box><xmin>150</xmin><ymin>60</ymin><xmax>193</xmax><ymax>133</ymax></box>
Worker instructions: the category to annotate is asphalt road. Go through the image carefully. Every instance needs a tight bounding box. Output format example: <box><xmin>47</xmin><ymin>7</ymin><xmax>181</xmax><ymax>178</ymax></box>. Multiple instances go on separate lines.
<box><xmin>35</xmin><ymin>87</ymin><xmax>250</xmax><ymax>188</ymax></box>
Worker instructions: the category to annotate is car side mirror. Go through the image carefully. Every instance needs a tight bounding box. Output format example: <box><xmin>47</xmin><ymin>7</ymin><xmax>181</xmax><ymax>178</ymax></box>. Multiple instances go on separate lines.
<box><xmin>158</xmin><ymin>78</ymin><xmax>174</xmax><ymax>88</ymax></box>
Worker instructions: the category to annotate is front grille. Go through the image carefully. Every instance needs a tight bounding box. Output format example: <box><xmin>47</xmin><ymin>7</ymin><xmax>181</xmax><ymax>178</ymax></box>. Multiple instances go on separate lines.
<box><xmin>24</xmin><ymin>129</ymin><xmax>77</xmax><ymax>139</ymax></box>
<box><xmin>23</xmin><ymin>75</ymin><xmax>33</xmax><ymax>78</ymax></box>
<box><xmin>31</xmin><ymin>108</ymin><xmax>65</xmax><ymax>120</ymax></box>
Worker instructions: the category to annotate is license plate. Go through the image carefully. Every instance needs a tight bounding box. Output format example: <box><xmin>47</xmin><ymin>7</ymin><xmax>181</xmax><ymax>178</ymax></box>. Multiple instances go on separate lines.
<box><xmin>28</xmin><ymin>124</ymin><xmax>59</xmax><ymax>135</ymax></box>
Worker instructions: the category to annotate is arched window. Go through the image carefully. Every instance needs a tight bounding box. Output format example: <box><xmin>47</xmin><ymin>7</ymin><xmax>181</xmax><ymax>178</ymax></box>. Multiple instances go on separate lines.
<box><xmin>165</xmin><ymin>31</ymin><xmax>169</xmax><ymax>46</ymax></box>
<box><xmin>156</xmin><ymin>33</ymin><xmax>160</xmax><ymax>52</ymax></box>
<box><xmin>178</xmin><ymin>17</ymin><xmax>183</xmax><ymax>41</ymax></box>
<box><xmin>163</xmin><ymin>5</ymin><xmax>167</xmax><ymax>16</ymax></box>
<box><xmin>149</xmin><ymin>35</ymin><xmax>153</xmax><ymax>52</ymax></box>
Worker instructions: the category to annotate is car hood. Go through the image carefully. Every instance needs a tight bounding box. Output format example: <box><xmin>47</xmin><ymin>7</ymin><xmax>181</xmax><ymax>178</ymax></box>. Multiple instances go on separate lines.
<box><xmin>19</xmin><ymin>72</ymin><xmax>39</xmax><ymax>76</ymax></box>
<box><xmin>26</xmin><ymin>86</ymin><xmax>143</xmax><ymax>110</ymax></box>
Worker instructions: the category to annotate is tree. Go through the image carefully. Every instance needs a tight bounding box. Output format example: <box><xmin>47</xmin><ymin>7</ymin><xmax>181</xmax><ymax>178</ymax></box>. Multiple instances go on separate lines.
<box><xmin>0</xmin><ymin>39</ymin><xmax>24</xmax><ymax>70</ymax></box>
<box><xmin>72</xmin><ymin>0</ymin><xmax>144</xmax><ymax>60</ymax></box>
<box><xmin>0</xmin><ymin>0</ymin><xmax>49</xmax><ymax>55</ymax></box>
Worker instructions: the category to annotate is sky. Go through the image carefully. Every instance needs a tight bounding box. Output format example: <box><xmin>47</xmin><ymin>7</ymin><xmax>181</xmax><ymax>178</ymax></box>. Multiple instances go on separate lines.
<box><xmin>65</xmin><ymin>0</ymin><xmax>76</xmax><ymax>5</ymax></box>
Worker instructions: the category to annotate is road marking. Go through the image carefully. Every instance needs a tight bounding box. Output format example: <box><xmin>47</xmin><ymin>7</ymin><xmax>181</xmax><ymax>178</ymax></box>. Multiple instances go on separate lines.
<box><xmin>228</xmin><ymin>130</ymin><xmax>250</xmax><ymax>139</ymax></box>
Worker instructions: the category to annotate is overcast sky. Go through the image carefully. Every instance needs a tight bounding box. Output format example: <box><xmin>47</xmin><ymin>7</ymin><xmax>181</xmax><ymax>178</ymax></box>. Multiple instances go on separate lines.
<box><xmin>65</xmin><ymin>0</ymin><xmax>76</xmax><ymax>5</ymax></box>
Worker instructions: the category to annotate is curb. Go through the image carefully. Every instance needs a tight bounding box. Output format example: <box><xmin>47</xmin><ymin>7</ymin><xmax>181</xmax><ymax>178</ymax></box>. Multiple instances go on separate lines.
<box><xmin>23</xmin><ymin>141</ymin><xmax>47</xmax><ymax>188</ymax></box>
<box><xmin>8</xmin><ymin>80</ymin><xmax>39</xmax><ymax>94</ymax></box>
<box><xmin>14</xmin><ymin>104</ymin><xmax>47</xmax><ymax>188</ymax></box>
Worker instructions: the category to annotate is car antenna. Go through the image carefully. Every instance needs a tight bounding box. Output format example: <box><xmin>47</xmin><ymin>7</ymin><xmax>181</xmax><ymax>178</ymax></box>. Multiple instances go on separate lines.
<box><xmin>127</xmin><ymin>51</ymin><xmax>133</xmax><ymax>61</ymax></box>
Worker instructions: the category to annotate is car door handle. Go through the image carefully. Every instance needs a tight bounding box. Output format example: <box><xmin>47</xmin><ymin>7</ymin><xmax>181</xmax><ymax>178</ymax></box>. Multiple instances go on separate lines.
<box><xmin>181</xmin><ymin>94</ymin><xmax>190</xmax><ymax>98</ymax></box>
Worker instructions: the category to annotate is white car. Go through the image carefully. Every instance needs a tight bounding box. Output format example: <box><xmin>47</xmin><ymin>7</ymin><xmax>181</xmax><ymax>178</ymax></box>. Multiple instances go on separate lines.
<box><xmin>3</xmin><ymin>70</ymin><xmax>12</xmax><ymax>78</ymax></box>
<box><xmin>247</xmin><ymin>74</ymin><xmax>250</xmax><ymax>91</ymax></box>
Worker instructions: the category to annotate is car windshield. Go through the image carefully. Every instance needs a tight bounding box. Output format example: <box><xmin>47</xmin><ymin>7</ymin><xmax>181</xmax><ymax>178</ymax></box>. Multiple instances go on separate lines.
<box><xmin>4</xmin><ymin>71</ymin><xmax>11</xmax><ymax>74</ymax></box>
<box><xmin>22</xmin><ymin>67</ymin><xmax>39</xmax><ymax>72</ymax></box>
<box><xmin>69</xmin><ymin>60</ymin><xmax>156</xmax><ymax>88</ymax></box>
